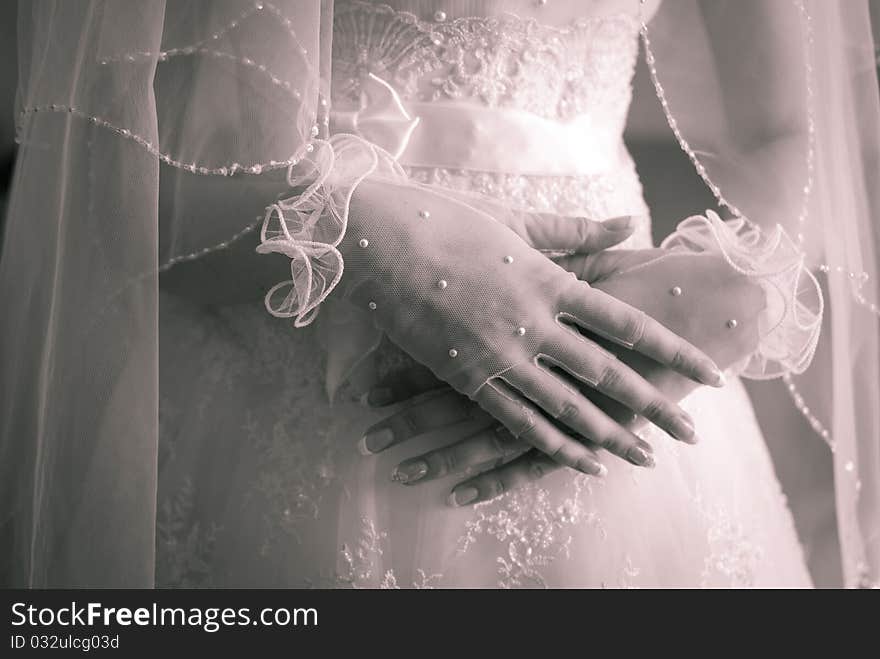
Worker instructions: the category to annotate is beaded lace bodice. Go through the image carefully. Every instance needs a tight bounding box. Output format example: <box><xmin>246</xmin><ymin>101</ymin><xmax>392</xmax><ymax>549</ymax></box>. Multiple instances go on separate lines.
<box><xmin>332</xmin><ymin>1</ymin><xmax>640</xmax><ymax>125</ymax></box>
<box><xmin>330</xmin><ymin>1</ymin><xmax>650</xmax><ymax>221</ymax></box>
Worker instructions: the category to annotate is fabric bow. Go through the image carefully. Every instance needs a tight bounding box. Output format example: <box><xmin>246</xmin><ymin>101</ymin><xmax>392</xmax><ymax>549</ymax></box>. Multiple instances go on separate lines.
<box><xmin>330</xmin><ymin>73</ymin><xmax>420</xmax><ymax>159</ymax></box>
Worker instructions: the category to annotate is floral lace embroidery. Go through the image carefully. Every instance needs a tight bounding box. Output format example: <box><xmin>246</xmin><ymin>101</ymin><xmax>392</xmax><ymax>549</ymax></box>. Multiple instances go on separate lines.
<box><xmin>337</xmin><ymin>517</ymin><xmax>389</xmax><ymax>587</ymax></box>
<box><xmin>332</xmin><ymin>1</ymin><xmax>640</xmax><ymax>123</ymax></box>
<box><xmin>337</xmin><ymin>517</ymin><xmax>446</xmax><ymax>588</ymax></box>
<box><xmin>224</xmin><ymin>320</ymin><xmax>345</xmax><ymax>556</ymax></box>
<box><xmin>247</xmin><ymin>410</ymin><xmax>340</xmax><ymax>554</ymax></box>
<box><xmin>457</xmin><ymin>475</ymin><xmax>606</xmax><ymax>588</ymax></box>
<box><xmin>159</xmin><ymin>298</ymin><xmax>344</xmax><ymax>569</ymax></box>
<box><xmin>156</xmin><ymin>478</ymin><xmax>221</xmax><ymax>588</ymax></box>
<box><xmin>405</xmin><ymin>164</ymin><xmax>651</xmax><ymax>242</ymax></box>
<box><xmin>694</xmin><ymin>488</ymin><xmax>763</xmax><ymax>588</ymax></box>
<box><xmin>380</xmin><ymin>569</ymin><xmax>444</xmax><ymax>589</ymax></box>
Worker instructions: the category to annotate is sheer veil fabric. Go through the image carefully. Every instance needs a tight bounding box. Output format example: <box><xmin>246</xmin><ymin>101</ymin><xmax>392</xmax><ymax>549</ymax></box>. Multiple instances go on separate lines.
<box><xmin>0</xmin><ymin>0</ymin><xmax>877</xmax><ymax>587</ymax></box>
<box><xmin>645</xmin><ymin>0</ymin><xmax>880</xmax><ymax>586</ymax></box>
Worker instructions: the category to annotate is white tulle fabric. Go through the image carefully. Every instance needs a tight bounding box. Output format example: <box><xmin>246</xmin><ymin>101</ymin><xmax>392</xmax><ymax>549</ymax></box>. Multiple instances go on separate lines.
<box><xmin>0</xmin><ymin>0</ymin><xmax>329</xmax><ymax>586</ymax></box>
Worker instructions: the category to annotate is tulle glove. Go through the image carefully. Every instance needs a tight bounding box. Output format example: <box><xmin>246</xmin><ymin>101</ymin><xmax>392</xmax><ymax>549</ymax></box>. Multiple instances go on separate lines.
<box><xmin>317</xmin><ymin>177</ymin><xmax>724</xmax><ymax>476</ymax></box>
<box><xmin>361</xmin><ymin>212</ymin><xmax>822</xmax><ymax>506</ymax></box>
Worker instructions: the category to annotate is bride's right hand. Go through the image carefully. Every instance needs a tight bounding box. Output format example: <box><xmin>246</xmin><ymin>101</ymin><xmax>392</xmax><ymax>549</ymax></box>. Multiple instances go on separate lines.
<box><xmin>339</xmin><ymin>179</ymin><xmax>723</xmax><ymax>476</ymax></box>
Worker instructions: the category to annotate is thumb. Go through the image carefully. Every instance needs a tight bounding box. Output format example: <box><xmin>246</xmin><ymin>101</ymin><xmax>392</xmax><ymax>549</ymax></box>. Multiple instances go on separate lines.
<box><xmin>512</xmin><ymin>213</ymin><xmax>636</xmax><ymax>252</ymax></box>
<box><xmin>556</xmin><ymin>248</ymin><xmax>666</xmax><ymax>283</ymax></box>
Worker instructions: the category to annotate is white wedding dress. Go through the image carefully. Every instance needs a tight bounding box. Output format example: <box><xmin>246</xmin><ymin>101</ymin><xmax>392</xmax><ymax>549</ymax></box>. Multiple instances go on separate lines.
<box><xmin>156</xmin><ymin>0</ymin><xmax>812</xmax><ymax>588</ymax></box>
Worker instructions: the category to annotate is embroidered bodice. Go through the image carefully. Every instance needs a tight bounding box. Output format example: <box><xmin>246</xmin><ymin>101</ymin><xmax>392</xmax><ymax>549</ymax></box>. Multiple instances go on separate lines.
<box><xmin>330</xmin><ymin>1</ymin><xmax>650</xmax><ymax>221</ymax></box>
<box><xmin>332</xmin><ymin>1</ymin><xmax>641</xmax><ymax>126</ymax></box>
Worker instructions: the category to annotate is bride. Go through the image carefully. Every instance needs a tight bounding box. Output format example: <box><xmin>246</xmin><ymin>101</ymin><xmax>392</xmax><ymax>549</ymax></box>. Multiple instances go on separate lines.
<box><xmin>0</xmin><ymin>0</ymin><xmax>878</xmax><ymax>588</ymax></box>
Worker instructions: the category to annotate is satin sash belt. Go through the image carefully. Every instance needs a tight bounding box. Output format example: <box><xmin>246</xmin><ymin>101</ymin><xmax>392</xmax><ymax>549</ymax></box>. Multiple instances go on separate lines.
<box><xmin>329</xmin><ymin>74</ymin><xmax>623</xmax><ymax>176</ymax></box>
<box><xmin>398</xmin><ymin>102</ymin><xmax>624</xmax><ymax>176</ymax></box>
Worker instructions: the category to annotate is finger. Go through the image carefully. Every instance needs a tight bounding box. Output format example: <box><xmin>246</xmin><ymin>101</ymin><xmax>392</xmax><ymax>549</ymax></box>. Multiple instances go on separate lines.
<box><xmin>545</xmin><ymin>333</ymin><xmax>697</xmax><ymax>444</ymax></box>
<box><xmin>555</xmin><ymin>249</ymin><xmax>665</xmax><ymax>283</ymax></box>
<box><xmin>514</xmin><ymin>214</ymin><xmax>635</xmax><ymax>252</ymax></box>
<box><xmin>560</xmin><ymin>283</ymin><xmax>725</xmax><ymax>387</ymax></box>
<box><xmin>390</xmin><ymin>426</ymin><xmax>529</xmax><ymax>485</ymax></box>
<box><xmin>359</xmin><ymin>389</ymin><xmax>490</xmax><ymax>454</ymax></box>
<box><xmin>474</xmin><ymin>379</ymin><xmax>606</xmax><ymax>477</ymax></box>
<box><xmin>364</xmin><ymin>363</ymin><xmax>445</xmax><ymax>407</ymax></box>
<box><xmin>447</xmin><ymin>450</ymin><xmax>564</xmax><ymax>507</ymax></box>
<box><xmin>502</xmin><ymin>362</ymin><xmax>658</xmax><ymax>465</ymax></box>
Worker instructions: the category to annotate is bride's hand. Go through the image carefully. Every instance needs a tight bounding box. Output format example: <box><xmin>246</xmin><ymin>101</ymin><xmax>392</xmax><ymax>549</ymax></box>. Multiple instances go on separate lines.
<box><xmin>362</xmin><ymin>247</ymin><xmax>765</xmax><ymax>505</ymax></box>
<box><xmin>342</xmin><ymin>179</ymin><xmax>723</xmax><ymax>478</ymax></box>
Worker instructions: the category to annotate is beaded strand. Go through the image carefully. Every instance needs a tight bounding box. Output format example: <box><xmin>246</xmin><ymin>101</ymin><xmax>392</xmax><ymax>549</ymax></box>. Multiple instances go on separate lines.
<box><xmin>157</xmin><ymin>216</ymin><xmax>264</xmax><ymax>273</ymax></box>
<box><xmin>16</xmin><ymin>103</ymin><xmax>314</xmax><ymax>177</ymax></box>
<box><xmin>96</xmin><ymin>2</ymin><xmax>312</xmax><ymax>68</ymax></box>
<box><xmin>640</xmin><ymin>0</ymin><xmax>876</xmax><ymax>319</ymax></box>
<box><xmin>15</xmin><ymin>1</ymin><xmax>320</xmax><ymax>178</ymax></box>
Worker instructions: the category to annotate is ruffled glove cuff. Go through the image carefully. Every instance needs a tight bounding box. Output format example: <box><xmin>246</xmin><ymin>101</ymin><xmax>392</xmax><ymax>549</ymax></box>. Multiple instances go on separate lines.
<box><xmin>660</xmin><ymin>210</ymin><xmax>822</xmax><ymax>378</ymax></box>
<box><xmin>255</xmin><ymin>135</ymin><xmax>402</xmax><ymax>326</ymax></box>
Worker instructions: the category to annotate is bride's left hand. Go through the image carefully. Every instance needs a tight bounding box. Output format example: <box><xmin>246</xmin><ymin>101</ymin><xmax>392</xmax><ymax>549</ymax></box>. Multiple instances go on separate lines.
<box><xmin>363</xmin><ymin>247</ymin><xmax>763</xmax><ymax>506</ymax></box>
<box><xmin>362</xmin><ymin>250</ymin><xmax>665</xmax><ymax>504</ymax></box>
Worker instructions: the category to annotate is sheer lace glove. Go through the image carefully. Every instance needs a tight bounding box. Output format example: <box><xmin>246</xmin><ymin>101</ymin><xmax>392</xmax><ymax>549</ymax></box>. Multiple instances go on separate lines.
<box><xmin>362</xmin><ymin>248</ymin><xmax>764</xmax><ymax>503</ymax></box>
<box><xmin>362</xmin><ymin>211</ymin><xmax>821</xmax><ymax>505</ymax></box>
<box><xmin>338</xmin><ymin>178</ymin><xmax>724</xmax><ymax>475</ymax></box>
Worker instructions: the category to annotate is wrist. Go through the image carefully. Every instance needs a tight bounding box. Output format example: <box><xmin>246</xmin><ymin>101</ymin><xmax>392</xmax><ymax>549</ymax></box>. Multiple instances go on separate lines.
<box><xmin>339</xmin><ymin>177</ymin><xmax>431</xmax><ymax>292</ymax></box>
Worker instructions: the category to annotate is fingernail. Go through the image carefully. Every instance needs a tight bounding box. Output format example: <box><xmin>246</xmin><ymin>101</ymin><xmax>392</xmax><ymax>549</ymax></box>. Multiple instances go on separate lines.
<box><xmin>705</xmin><ymin>364</ymin><xmax>726</xmax><ymax>387</ymax></box>
<box><xmin>670</xmin><ymin>414</ymin><xmax>696</xmax><ymax>443</ymax></box>
<box><xmin>627</xmin><ymin>446</ymin><xmax>656</xmax><ymax>468</ymax></box>
<box><xmin>392</xmin><ymin>460</ymin><xmax>428</xmax><ymax>484</ymax></box>
<box><xmin>358</xmin><ymin>427</ymin><xmax>394</xmax><ymax>455</ymax></box>
<box><xmin>602</xmin><ymin>216</ymin><xmax>633</xmax><ymax>232</ymax></box>
<box><xmin>447</xmin><ymin>486</ymin><xmax>479</xmax><ymax>507</ymax></box>
<box><xmin>577</xmin><ymin>458</ymin><xmax>607</xmax><ymax>477</ymax></box>
<box><xmin>366</xmin><ymin>387</ymin><xmax>394</xmax><ymax>407</ymax></box>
